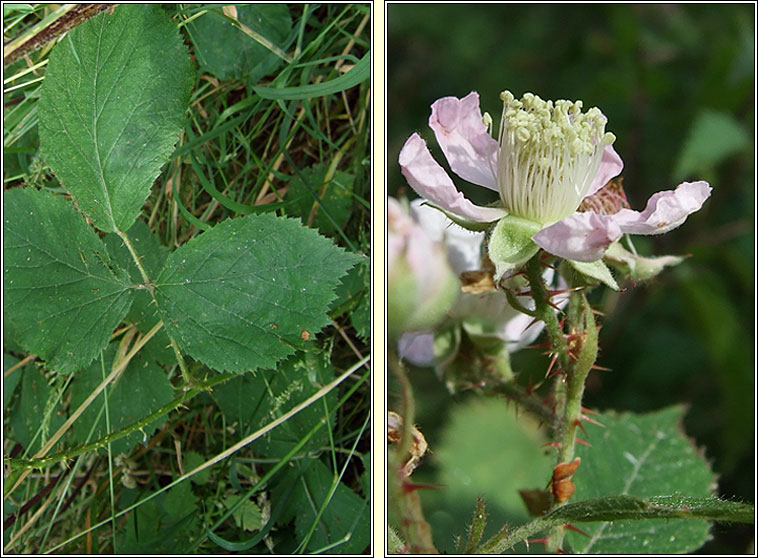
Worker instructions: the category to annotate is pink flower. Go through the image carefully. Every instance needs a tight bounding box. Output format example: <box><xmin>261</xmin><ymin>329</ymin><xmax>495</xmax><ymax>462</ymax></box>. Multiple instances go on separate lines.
<box><xmin>396</xmin><ymin>199</ymin><xmax>567</xmax><ymax>367</ymax></box>
<box><xmin>399</xmin><ymin>91</ymin><xmax>711</xmax><ymax>274</ymax></box>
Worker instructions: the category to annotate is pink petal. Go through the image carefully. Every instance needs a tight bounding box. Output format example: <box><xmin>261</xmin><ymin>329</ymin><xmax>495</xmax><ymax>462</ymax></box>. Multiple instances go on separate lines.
<box><xmin>429</xmin><ymin>92</ymin><xmax>499</xmax><ymax>190</ymax></box>
<box><xmin>399</xmin><ymin>133</ymin><xmax>507</xmax><ymax>223</ymax></box>
<box><xmin>532</xmin><ymin>212</ymin><xmax>623</xmax><ymax>262</ymax></box>
<box><xmin>612</xmin><ymin>181</ymin><xmax>712</xmax><ymax>235</ymax></box>
<box><xmin>397</xmin><ymin>331</ymin><xmax>436</xmax><ymax>366</ymax></box>
<box><xmin>586</xmin><ymin>145</ymin><xmax>624</xmax><ymax>197</ymax></box>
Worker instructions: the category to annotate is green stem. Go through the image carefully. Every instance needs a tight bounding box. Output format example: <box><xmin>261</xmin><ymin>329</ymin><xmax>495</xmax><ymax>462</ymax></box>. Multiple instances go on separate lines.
<box><xmin>476</xmin><ymin>495</ymin><xmax>754</xmax><ymax>553</ymax></box>
<box><xmin>547</xmin><ymin>292</ymin><xmax>598</xmax><ymax>552</ymax></box>
<box><xmin>556</xmin><ymin>292</ymin><xmax>597</xmax><ymax>465</ymax></box>
<box><xmin>387</xmin><ymin>348</ymin><xmax>415</xmax><ymax>459</ymax></box>
<box><xmin>5</xmin><ymin>372</ymin><xmax>235</xmax><ymax>470</ymax></box>
<box><xmin>524</xmin><ymin>255</ymin><xmax>599</xmax><ymax>553</ymax></box>
<box><xmin>524</xmin><ymin>257</ymin><xmax>570</xmax><ymax>371</ymax></box>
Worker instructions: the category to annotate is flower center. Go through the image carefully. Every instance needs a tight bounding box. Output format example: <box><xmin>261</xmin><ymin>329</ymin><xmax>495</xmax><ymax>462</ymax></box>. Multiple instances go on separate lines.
<box><xmin>495</xmin><ymin>90</ymin><xmax>616</xmax><ymax>225</ymax></box>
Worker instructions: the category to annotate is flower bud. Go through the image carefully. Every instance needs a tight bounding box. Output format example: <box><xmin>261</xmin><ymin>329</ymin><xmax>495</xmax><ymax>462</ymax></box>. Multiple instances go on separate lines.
<box><xmin>388</xmin><ymin>198</ymin><xmax>459</xmax><ymax>340</ymax></box>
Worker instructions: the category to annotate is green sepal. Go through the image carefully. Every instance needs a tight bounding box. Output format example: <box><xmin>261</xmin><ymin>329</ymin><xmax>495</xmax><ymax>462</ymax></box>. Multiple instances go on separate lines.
<box><xmin>487</xmin><ymin>215</ymin><xmax>541</xmax><ymax>281</ymax></box>
<box><xmin>420</xmin><ymin>201</ymin><xmax>501</xmax><ymax>233</ymax></box>
<box><xmin>432</xmin><ymin>325</ymin><xmax>462</xmax><ymax>366</ymax></box>
<box><xmin>566</xmin><ymin>258</ymin><xmax>619</xmax><ymax>291</ymax></box>
<box><xmin>604</xmin><ymin>242</ymin><xmax>685</xmax><ymax>281</ymax></box>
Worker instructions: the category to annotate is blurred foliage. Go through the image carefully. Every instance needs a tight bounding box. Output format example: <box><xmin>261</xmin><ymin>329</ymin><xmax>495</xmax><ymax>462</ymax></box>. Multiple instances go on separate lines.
<box><xmin>388</xmin><ymin>4</ymin><xmax>754</xmax><ymax>554</ymax></box>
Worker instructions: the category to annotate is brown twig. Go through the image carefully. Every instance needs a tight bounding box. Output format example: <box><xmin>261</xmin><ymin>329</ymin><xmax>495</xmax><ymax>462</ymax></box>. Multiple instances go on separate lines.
<box><xmin>4</xmin><ymin>4</ymin><xmax>114</xmax><ymax>67</ymax></box>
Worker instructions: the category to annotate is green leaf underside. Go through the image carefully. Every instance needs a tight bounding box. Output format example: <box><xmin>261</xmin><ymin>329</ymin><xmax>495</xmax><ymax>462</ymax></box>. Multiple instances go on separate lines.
<box><xmin>154</xmin><ymin>213</ymin><xmax>361</xmax><ymax>373</ymax></box>
<box><xmin>3</xmin><ymin>188</ymin><xmax>134</xmax><ymax>373</ymax></box>
<box><xmin>187</xmin><ymin>4</ymin><xmax>292</xmax><ymax>87</ymax></box>
<box><xmin>38</xmin><ymin>4</ymin><xmax>193</xmax><ymax>233</ymax></box>
<box><xmin>565</xmin><ymin>406</ymin><xmax>717</xmax><ymax>554</ymax></box>
<box><xmin>69</xmin><ymin>345</ymin><xmax>174</xmax><ymax>456</ymax></box>
<box><xmin>568</xmin><ymin>258</ymin><xmax>619</xmax><ymax>290</ymax></box>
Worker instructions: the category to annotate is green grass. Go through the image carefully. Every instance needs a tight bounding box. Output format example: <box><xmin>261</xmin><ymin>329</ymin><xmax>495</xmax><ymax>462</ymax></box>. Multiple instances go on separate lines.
<box><xmin>3</xmin><ymin>4</ymin><xmax>370</xmax><ymax>554</ymax></box>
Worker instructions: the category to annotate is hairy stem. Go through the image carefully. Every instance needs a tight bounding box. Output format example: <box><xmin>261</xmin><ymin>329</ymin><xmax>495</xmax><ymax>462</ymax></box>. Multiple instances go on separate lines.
<box><xmin>524</xmin><ymin>255</ymin><xmax>599</xmax><ymax>553</ymax></box>
<box><xmin>524</xmin><ymin>256</ymin><xmax>570</xmax><ymax>371</ymax></box>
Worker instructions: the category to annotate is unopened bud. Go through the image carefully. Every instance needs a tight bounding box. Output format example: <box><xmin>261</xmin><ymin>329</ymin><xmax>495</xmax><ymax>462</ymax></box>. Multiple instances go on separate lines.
<box><xmin>388</xmin><ymin>198</ymin><xmax>459</xmax><ymax>339</ymax></box>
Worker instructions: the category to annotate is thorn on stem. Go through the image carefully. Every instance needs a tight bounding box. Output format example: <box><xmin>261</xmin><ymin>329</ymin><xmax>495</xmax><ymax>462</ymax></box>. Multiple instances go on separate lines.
<box><xmin>401</xmin><ymin>481</ymin><xmax>442</xmax><ymax>494</ymax></box>
<box><xmin>564</xmin><ymin>523</ymin><xmax>589</xmax><ymax>537</ymax></box>
<box><xmin>581</xmin><ymin>414</ymin><xmax>605</xmax><ymax>427</ymax></box>
<box><xmin>544</xmin><ymin>352</ymin><xmax>560</xmax><ymax>379</ymax></box>
<box><xmin>574</xmin><ymin>418</ymin><xmax>589</xmax><ymax>437</ymax></box>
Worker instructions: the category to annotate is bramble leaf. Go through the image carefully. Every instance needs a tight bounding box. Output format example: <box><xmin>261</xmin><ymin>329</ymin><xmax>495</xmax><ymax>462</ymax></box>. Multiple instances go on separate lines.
<box><xmin>291</xmin><ymin>459</ymin><xmax>370</xmax><ymax>554</ymax></box>
<box><xmin>154</xmin><ymin>213</ymin><xmax>361</xmax><ymax>373</ymax></box>
<box><xmin>287</xmin><ymin>163</ymin><xmax>354</xmax><ymax>236</ymax></box>
<box><xmin>9</xmin><ymin>365</ymin><xmax>65</xmax><ymax>454</ymax></box>
<box><xmin>565</xmin><ymin>406</ymin><xmax>717</xmax><ymax>553</ymax></box>
<box><xmin>38</xmin><ymin>4</ymin><xmax>193</xmax><ymax>233</ymax></box>
<box><xmin>3</xmin><ymin>188</ymin><xmax>134</xmax><ymax>373</ymax></box>
<box><xmin>187</xmin><ymin>4</ymin><xmax>292</xmax><ymax>88</ymax></box>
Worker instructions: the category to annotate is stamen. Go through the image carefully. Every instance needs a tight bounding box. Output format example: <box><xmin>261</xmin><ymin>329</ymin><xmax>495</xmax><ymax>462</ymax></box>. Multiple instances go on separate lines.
<box><xmin>496</xmin><ymin>91</ymin><xmax>616</xmax><ymax>225</ymax></box>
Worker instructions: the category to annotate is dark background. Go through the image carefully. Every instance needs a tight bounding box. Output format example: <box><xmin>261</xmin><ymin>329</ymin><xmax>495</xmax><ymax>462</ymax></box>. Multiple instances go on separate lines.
<box><xmin>387</xmin><ymin>4</ymin><xmax>755</xmax><ymax>554</ymax></box>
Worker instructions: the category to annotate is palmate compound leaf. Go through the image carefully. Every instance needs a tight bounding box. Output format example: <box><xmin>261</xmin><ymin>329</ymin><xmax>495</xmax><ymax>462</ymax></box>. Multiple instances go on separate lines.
<box><xmin>38</xmin><ymin>4</ymin><xmax>193</xmax><ymax>233</ymax></box>
<box><xmin>564</xmin><ymin>406</ymin><xmax>717</xmax><ymax>554</ymax></box>
<box><xmin>153</xmin><ymin>213</ymin><xmax>362</xmax><ymax>373</ymax></box>
<box><xmin>3</xmin><ymin>188</ymin><xmax>134</xmax><ymax>373</ymax></box>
